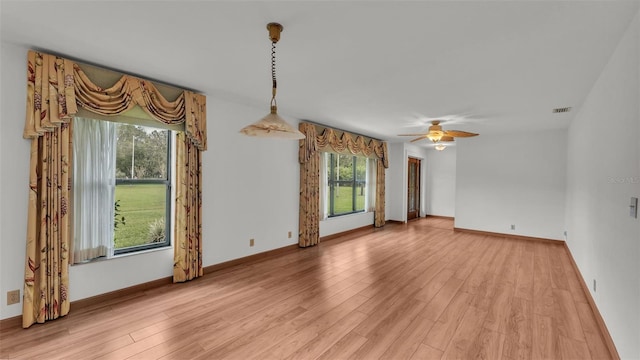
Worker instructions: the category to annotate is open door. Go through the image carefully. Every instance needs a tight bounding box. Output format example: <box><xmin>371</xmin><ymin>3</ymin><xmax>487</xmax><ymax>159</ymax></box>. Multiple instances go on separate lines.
<box><xmin>407</xmin><ymin>157</ymin><xmax>421</xmax><ymax>220</ymax></box>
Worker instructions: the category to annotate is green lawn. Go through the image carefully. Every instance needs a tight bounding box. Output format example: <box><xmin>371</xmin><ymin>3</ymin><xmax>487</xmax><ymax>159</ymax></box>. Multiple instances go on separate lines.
<box><xmin>332</xmin><ymin>185</ymin><xmax>366</xmax><ymax>214</ymax></box>
<box><xmin>114</xmin><ymin>184</ymin><xmax>166</xmax><ymax>249</ymax></box>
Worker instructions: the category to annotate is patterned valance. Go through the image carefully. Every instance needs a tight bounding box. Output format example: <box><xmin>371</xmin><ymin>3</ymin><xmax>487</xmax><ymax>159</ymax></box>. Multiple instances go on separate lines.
<box><xmin>22</xmin><ymin>50</ymin><xmax>207</xmax><ymax>150</ymax></box>
<box><xmin>299</xmin><ymin>123</ymin><xmax>389</xmax><ymax>169</ymax></box>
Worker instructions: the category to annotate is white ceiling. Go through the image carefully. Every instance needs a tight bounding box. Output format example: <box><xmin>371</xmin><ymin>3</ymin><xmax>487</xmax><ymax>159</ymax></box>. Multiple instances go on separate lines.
<box><xmin>2</xmin><ymin>1</ymin><xmax>638</xmax><ymax>146</ymax></box>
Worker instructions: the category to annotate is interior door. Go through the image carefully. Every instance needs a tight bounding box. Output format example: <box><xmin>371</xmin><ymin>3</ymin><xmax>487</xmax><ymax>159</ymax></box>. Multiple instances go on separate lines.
<box><xmin>407</xmin><ymin>157</ymin><xmax>421</xmax><ymax>220</ymax></box>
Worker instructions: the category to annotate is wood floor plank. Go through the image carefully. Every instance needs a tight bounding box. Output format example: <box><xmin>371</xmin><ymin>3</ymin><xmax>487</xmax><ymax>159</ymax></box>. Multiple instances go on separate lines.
<box><xmin>470</xmin><ymin>327</ymin><xmax>506</xmax><ymax>360</ymax></box>
<box><xmin>502</xmin><ymin>297</ymin><xmax>533</xmax><ymax>360</ymax></box>
<box><xmin>553</xmin><ymin>288</ymin><xmax>586</xmax><ymax>341</ymax></box>
<box><xmin>439</xmin><ymin>306</ymin><xmax>488</xmax><ymax>359</ymax></box>
<box><xmin>483</xmin><ymin>281</ymin><xmax>514</xmax><ymax>334</ymax></box>
<box><xmin>473</xmin><ymin>240</ymin><xmax>517</xmax><ymax>312</ymax></box>
<box><xmin>514</xmin><ymin>244</ymin><xmax>535</xmax><ymax>301</ymax></box>
<box><xmin>280</xmin><ymin>310</ymin><xmax>368</xmax><ymax>360</ymax></box>
<box><xmin>548</xmin><ymin>244</ymin><xmax>570</xmax><ymax>290</ymax></box>
<box><xmin>558</xmin><ymin>334</ymin><xmax>591</xmax><ymax>360</ymax></box>
<box><xmin>379</xmin><ymin>315</ymin><xmax>435</xmax><ymax>360</ymax></box>
<box><xmin>350</xmin><ymin>298</ymin><xmax>428</xmax><ymax>359</ymax></box>
<box><xmin>532</xmin><ymin>314</ymin><xmax>555</xmax><ymax>360</ymax></box>
<box><xmin>421</xmin><ymin>276</ymin><xmax>464</xmax><ymax>322</ymax></box>
<box><xmin>409</xmin><ymin>343</ymin><xmax>443</xmax><ymax>360</ymax></box>
<box><xmin>533</xmin><ymin>244</ymin><xmax>556</xmax><ymax>318</ymax></box>
<box><xmin>0</xmin><ymin>218</ymin><xmax>614</xmax><ymax>360</ymax></box>
<box><xmin>423</xmin><ymin>291</ymin><xmax>475</xmax><ymax>351</ymax></box>
<box><xmin>575</xmin><ymin>301</ymin><xmax>611</xmax><ymax>360</ymax></box>
<box><xmin>316</xmin><ymin>331</ymin><xmax>369</xmax><ymax>360</ymax></box>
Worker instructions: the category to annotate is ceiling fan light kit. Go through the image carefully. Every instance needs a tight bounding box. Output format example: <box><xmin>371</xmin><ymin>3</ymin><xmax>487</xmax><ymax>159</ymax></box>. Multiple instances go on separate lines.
<box><xmin>239</xmin><ymin>22</ymin><xmax>305</xmax><ymax>140</ymax></box>
<box><xmin>398</xmin><ymin>120</ymin><xmax>479</xmax><ymax>146</ymax></box>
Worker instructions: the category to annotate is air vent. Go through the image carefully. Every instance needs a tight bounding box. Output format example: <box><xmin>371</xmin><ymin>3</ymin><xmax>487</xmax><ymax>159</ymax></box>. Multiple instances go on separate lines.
<box><xmin>552</xmin><ymin>107</ymin><xmax>572</xmax><ymax>113</ymax></box>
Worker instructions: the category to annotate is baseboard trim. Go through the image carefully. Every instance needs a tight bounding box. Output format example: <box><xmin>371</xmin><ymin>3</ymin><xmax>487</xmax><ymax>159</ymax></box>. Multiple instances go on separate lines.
<box><xmin>426</xmin><ymin>215</ymin><xmax>455</xmax><ymax>220</ymax></box>
<box><xmin>203</xmin><ymin>244</ymin><xmax>300</xmax><ymax>273</ymax></box>
<box><xmin>72</xmin><ymin>276</ymin><xmax>174</xmax><ymax>310</ymax></box>
<box><xmin>563</xmin><ymin>243</ymin><xmax>620</xmax><ymax>360</ymax></box>
<box><xmin>385</xmin><ymin>220</ymin><xmax>405</xmax><ymax>225</ymax></box>
<box><xmin>0</xmin><ymin>314</ymin><xmax>22</xmax><ymax>330</ymax></box>
<box><xmin>319</xmin><ymin>225</ymin><xmax>374</xmax><ymax>243</ymax></box>
<box><xmin>453</xmin><ymin>227</ymin><xmax>563</xmax><ymax>244</ymax></box>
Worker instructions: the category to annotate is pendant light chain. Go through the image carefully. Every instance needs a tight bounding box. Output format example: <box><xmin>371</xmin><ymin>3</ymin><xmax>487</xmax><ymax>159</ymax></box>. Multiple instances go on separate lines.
<box><xmin>238</xmin><ymin>22</ymin><xmax>305</xmax><ymax>139</ymax></box>
<box><xmin>271</xmin><ymin>41</ymin><xmax>277</xmax><ymax>107</ymax></box>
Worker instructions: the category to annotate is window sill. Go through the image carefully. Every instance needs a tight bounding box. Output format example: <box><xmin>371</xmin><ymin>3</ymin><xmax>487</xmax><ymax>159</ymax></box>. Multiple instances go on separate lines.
<box><xmin>323</xmin><ymin>211</ymin><xmax>373</xmax><ymax>221</ymax></box>
<box><xmin>72</xmin><ymin>245</ymin><xmax>173</xmax><ymax>266</ymax></box>
<box><xmin>113</xmin><ymin>245</ymin><xmax>173</xmax><ymax>259</ymax></box>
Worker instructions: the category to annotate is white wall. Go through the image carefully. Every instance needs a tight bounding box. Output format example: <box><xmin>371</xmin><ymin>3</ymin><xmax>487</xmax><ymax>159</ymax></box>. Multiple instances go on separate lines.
<box><xmin>386</xmin><ymin>142</ymin><xmax>429</xmax><ymax>222</ymax></box>
<box><xmin>203</xmin><ymin>100</ymin><xmax>300</xmax><ymax>265</ymax></box>
<box><xmin>319</xmin><ymin>212</ymin><xmax>374</xmax><ymax>238</ymax></box>
<box><xmin>455</xmin><ymin>130</ymin><xmax>567</xmax><ymax>240</ymax></box>
<box><xmin>386</xmin><ymin>143</ymin><xmax>406</xmax><ymax>222</ymax></box>
<box><xmin>0</xmin><ymin>42</ymin><xmax>31</xmax><ymax>320</ymax></box>
<box><xmin>565</xmin><ymin>11</ymin><xmax>640</xmax><ymax>359</ymax></box>
<box><xmin>425</xmin><ymin>147</ymin><xmax>456</xmax><ymax>217</ymax></box>
<box><xmin>0</xmin><ymin>43</ymin><xmax>301</xmax><ymax>319</ymax></box>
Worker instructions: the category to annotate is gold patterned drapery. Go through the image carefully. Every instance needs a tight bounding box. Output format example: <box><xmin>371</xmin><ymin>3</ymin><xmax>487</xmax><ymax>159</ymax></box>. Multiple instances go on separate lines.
<box><xmin>299</xmin><ymin>123</ymin><xmax>320</xmax><ymax>247</ymax></box>
<box><xmin>23</xmin><ymin>125</ymin><xmax>73</xmax><ymax>328</ymax></box>
<box><xmin>173</xmin><ymin>133</ymin><xmax>203</xmax><ymax>282</ymax></box>
<box><xmin>23</xmin><ymin>52</ymin><xmax>207</xmax><ymax>151</ymax></box>
<box><xmin>298</xmin><ymin>122</ymin><xmax>389</xmax><ymax>248</ymax></box>
<box><xmin>21</xmin><ymin>50</ymin><xmax>207</xmax><ymax>327</ymax></box>
<box><xmin>375</xmin><ymin>146</ymin><xmax>387</xmax><ymax>227</ymax></box>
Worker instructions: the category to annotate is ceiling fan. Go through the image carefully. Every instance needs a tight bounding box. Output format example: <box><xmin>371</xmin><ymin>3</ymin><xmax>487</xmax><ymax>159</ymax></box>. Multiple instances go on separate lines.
<box><xmin>398</xmin><ymin>120</ymin><xmax>479</xmax><ymax>143</ymax></box>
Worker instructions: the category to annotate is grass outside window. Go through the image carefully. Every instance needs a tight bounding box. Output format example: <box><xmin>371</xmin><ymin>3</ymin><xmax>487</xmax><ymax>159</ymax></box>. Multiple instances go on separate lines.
<box><xmin>114</xmin><ymin>184</ymin><xmax>167</xmax><ymax>249</ymax></box>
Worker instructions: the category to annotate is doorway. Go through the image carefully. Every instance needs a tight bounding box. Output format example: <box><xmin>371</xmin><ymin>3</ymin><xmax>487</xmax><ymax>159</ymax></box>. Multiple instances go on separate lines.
<box><xmin>407</xmin><ymin>157</ymin><xmax>421</xmax><ymax>220</ymax></box>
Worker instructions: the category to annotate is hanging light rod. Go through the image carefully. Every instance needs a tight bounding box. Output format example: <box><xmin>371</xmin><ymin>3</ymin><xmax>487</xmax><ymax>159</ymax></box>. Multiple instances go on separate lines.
<box><xmin>239</xmin><ymin>22</ymin><xmax>305</xmax><ymax>140</ymax></box>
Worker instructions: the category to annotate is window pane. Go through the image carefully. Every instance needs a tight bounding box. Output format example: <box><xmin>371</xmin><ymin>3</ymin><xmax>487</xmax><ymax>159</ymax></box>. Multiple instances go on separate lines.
<box><xmin>114</xmin><ymin>123</ymin><xmax>170</xmax><ymax>252</ymax></box>
<box><xmin>332</xmin><ymin>154</ymin><xmax>351</xmax><ymax>214</ymax></box>
<box><xmin>327</xmin><ymin>153</ymin><xmax>368</xmax><ymax>216</ymax></box>
<box><xmin>114</xmin><ymin>184</ymin><xmax>167</xmax><ymax>249</ymax></box>
<box><xmin>355</xmin><ymin>157</ymin><xmax>366</xmax><ymax>211</ymax></box>
<box><xmin>116</xmin><ymin>124</ymin><xmax>168</xmax><ymax>180</ymax></box>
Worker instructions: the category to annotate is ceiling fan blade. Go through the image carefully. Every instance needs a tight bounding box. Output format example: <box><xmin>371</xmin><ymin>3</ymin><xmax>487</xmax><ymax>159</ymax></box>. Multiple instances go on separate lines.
<box><xmin>410</xmin><ymin>135</ymin><xmax>429</xmax><ymax>143</ymax></box>
<box><xmin>440</xmin><ymin>136</ymin><xmax>455</xmax><ymax>142</ymax></box>
<box><xmin>398</xmin><ymin>133</ymin><xmax>429</xmax><ymax>136</ymax></box>
<box><xmin>443</xmin><ymin>130</ymin><xmax>479</xmax><ymax>137</ymax></box>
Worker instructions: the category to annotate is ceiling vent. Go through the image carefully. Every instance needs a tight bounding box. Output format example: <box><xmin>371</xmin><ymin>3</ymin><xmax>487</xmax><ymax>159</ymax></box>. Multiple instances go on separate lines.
<box><xmin>552</xmin><ymin>107</ymin><xmax>572</xmax><ymax>113</ymax></box>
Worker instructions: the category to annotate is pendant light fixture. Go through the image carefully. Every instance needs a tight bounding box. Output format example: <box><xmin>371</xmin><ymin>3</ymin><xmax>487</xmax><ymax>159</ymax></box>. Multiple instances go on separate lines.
<box><xmin>434</xmin><ymin>143</ymin><xmax>447</xmax><ymax>151</ymax></box>
<box><xmin>239</xmin><ymin>23</ymin><xmax>305</xmax><ymax>139</ymax></box>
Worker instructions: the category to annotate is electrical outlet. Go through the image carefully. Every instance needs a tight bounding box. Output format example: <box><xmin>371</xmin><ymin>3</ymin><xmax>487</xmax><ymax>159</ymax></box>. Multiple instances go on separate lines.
<box><xmin>593</xmin><ymin>279</ymin><xmax>597</xmax><ymax>292</ymax></box>
<box><xmin>249</xmin><ymin>238</ymin><xmax>254</xmax><ymax>247</ymax></box>
<box><xmin>510</xmin><ymin>224</ymin><xmax>515</xmax><ymax>230</ymax></box>
<box><xmin>7</xmin><ymin>290</ymin><xmax>20</xmax><ymax>305</ymax></box>
<box><xmin>288</xmin><ymin>231</ymin><xmax>292</xmax><ymax>239</ymax></box>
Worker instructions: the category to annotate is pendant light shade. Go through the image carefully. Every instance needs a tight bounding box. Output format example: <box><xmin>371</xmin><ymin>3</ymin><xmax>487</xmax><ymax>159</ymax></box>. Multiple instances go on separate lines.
<box><xmin>240</xmin><ymin>106</ymin><xmax>305</xmax><ymax>139</ymax></box>
<box><xmin>239</xmin><ymin>23</ymin><xmax>305</xmax><ymax>140</ymax></box>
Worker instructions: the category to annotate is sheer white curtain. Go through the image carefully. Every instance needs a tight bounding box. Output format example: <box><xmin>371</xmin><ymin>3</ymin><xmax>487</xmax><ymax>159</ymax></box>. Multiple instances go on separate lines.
<box><xmin>319</xmin><ymin>152</ymin><xmax>329</xmax><ymax>220</ymax></box>
<box><xmin>73</xmin><ymin>117</ymin><xmax>117</xmax><ymax>263</ymax></box>
<box><xmin>365</xmin><ymin>158</ymin><xmax>377</xmax><ymax>212</ymax></box>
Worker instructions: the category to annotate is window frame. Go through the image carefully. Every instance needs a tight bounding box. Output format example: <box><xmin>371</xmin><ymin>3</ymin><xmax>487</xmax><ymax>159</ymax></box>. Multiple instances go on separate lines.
<box><xmin>327</xmin><ymin>152</ymin><xmax>367</xmax><ymax>218</ymax></box>
<box><xmin>113</xmin><ymin>126</ymin><xmax>173</xmax><ymax>256</ymax></box>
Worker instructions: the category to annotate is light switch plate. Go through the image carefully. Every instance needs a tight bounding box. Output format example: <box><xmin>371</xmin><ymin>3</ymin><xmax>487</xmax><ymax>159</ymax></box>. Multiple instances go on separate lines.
<box><xmin>631</xmin><ymin>197</ymin><xmax>638</xmax><ymax>218</ymax></box>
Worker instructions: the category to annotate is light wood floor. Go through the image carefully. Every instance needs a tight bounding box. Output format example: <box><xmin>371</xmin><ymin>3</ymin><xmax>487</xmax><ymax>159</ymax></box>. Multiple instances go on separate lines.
<box><xmin>0</xmin><ymin>218</ymin><xmax>613</xmax><ymax>360</ymax></box>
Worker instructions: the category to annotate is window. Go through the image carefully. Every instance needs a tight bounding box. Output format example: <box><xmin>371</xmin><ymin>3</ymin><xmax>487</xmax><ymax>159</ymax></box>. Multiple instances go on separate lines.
<box><xmin>73</xmin><ymin>119</ymin><xmax>172</xmax><ymax>262</ymax></box>
<box><xmin>326</xmin><ymin>153</ymin><xmax>368</xmax><ymax>217</ymax></box>
<box><xmin>114</xmin><ymin>123</ymin><xmax>172</xmax><ymax>255</ymax></box>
